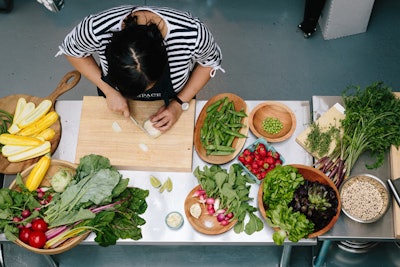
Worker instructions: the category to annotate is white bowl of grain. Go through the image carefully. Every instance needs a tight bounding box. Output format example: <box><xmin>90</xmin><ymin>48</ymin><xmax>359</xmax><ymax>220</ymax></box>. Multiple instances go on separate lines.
<box><xmin>339</xmin><ymin>174</ymin><xmax>390</xmax><ymax>223</ymax></box>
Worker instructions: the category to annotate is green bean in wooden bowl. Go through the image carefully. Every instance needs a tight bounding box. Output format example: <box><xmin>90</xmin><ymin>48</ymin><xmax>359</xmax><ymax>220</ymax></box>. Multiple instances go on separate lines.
<box><xmin>194</xmin><ymin>93</ymin><xmax>249</xmax><ymax>165</ymax></box>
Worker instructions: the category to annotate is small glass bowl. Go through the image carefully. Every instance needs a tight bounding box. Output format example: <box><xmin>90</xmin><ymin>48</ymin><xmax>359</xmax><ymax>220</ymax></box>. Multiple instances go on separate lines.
<box><xmin>165</xmin><ymin>211</ymin><xmax>184</xmax><ymax>230</ymax></box>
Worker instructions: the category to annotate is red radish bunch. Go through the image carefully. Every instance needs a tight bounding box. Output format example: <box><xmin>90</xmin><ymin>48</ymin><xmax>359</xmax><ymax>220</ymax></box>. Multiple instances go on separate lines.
<box><xmin>18</xmin><ymin>217</ymin><xmax>49</xmax><ymax>248</ymax></box>
<box><xmin>238</xmin><ymin>142</ymin><xmax>283</xmax><ymax>181</ymax></box>
<box><xmin>193</xmin><ymin>188</ymin><xmax>234</xmax><ymax>226</ymax></box>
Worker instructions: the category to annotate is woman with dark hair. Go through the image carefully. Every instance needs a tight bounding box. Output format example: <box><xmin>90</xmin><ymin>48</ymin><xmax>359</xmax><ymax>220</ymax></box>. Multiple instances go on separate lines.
<box><xmin>57</xmin><ymin>5</ymin><xmax>223</xmax><ymax>132</ymax></box>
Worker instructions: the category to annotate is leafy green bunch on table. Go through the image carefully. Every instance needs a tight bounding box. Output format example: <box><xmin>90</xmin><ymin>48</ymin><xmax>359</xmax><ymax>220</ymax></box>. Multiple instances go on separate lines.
<box><xmin>0</xmin><ymin>154</ymin><xmax>149</xmax><ymax>249</ymax></box>
<box><xmin>309</xmin><ymin>82</ymin><xmax>400</xmax><ymax>187</ymax></box>
<box><xmin>194</xmin><ymin>164</ymin><xmax>264</xmax><ymax>235</ymax></box>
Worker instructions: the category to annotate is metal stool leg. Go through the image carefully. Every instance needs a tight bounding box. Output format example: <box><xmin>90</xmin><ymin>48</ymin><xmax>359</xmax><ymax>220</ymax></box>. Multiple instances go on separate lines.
<box><xmin>313</xmin><ymin>240</ymin><xmax>331</xmax><ymax>267</ymax></box>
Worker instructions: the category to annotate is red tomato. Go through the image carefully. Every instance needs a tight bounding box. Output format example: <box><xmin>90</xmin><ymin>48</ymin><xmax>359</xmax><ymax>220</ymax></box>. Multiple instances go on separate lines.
<box><xmin>31</xmin><ymin>218</ymin><xmax>48</xmax><ymax>232</ymax></box>
<box><xmin>29</xmin><ymin>231</ymin><xmax>47</xmax><ymax>249</ymax></box>
<box><xmin>19</xmin><ymin>228</ymin><xmax>32</xmax><ymax>244</ymax></box>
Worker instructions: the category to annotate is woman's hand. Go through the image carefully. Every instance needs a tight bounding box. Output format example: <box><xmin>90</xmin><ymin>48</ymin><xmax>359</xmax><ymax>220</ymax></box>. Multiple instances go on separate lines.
<box><xmin>150</xmin><ymin>101</ymin><xmax>182</xmax><ymax>132</ymax></box>
<box><xmin>105</xmin><ymin>90</ymin><xmax>130</xmax><ymax>118</ymax></box>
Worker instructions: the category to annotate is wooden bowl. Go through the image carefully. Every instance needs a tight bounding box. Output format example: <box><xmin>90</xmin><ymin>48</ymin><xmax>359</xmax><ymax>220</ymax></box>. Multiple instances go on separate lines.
<box><xmin>249</xmin><ymin>102</ymin><xmax>296</xmax><ymax>142</ymax></box>
<box><xmin>9</xmin><ymin>159</ymin><xmax>90</xmax><ymax>255</ymax></box>
<box><xmin>194</xmin><ymin>93</ymin><xmax>249</xmax><ymax>164</ymax></box>
<box><xmin>184</xmin><ymin>185</ymin><xmax>236</xmax><ymax>235</ymax></box>
<box><xmin>257</xmin><ymin>164</ymin><xmax>341</xmax><ymax>238</ymax></box>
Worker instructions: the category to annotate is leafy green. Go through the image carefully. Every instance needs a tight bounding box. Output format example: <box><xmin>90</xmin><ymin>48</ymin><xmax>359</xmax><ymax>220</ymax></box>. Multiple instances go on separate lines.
<box><xmin>0</xmin><ymin>176</ymin><xmax>42</xmax><ymax>241</ymax></box>
<box><xmin>340</xmin><ymin>82</ymin><xmax>400</xmax><ymax>173</ymax></box>
<box><xmin>262</xmin><ymin>165</ymin><xmax>314</xmax><ymax>245</ymax></box>
<box><xmin>194</xmin><ymin>164</ymin><xmax>263</xmax><ymax>235</ymax></box>
<box><xmin>85</xmin><ymin>187</ymin><xmax>149</xmax><ymax>246</ymax></box>
<box><xmin>0</xmin><ymin>154</ymin><xmax>148</xmax><ymax>248</ymax></box>
<box><xmin>44</xmin><ymin>168</ymin><xmax>121</xmax><ymax>227</ymax></box>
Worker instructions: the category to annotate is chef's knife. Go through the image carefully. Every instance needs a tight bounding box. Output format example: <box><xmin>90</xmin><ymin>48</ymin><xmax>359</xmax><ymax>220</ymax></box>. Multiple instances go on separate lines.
<box><xmin>129</xmin><ymin>115</ymin><xmax>148</xmax><ymax>134</ymax></box>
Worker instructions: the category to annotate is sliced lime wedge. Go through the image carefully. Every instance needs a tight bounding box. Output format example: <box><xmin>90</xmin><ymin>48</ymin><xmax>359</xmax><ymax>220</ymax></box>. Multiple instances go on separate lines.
<box><xmin>150</xmin><ymin>175</ymin><xmax>161</xmax><ymax>188</ymax></box>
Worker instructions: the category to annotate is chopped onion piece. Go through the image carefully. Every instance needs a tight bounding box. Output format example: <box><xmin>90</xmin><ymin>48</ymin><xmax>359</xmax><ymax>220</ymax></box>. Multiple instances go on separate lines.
<box><xmin>111</xmin><ymin>121</ymin><xmax>122</xmax><ymax>133</ymax></box>
<box><xmin>139</xmin><ymin>143</ymin><xmax>149</xmax><ymax>152</ymax></box>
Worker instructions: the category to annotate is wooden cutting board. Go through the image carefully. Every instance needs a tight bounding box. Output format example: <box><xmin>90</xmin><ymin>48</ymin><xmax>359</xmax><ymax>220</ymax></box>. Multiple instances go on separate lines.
<box><xmin>390</xmin><ymin>92</ymin><xmax>400</xmax><ymax>238</ymax></box>
<box><xmin>75</xmin><ymin>96</ymin><xmax>196</xmax><ymax>172</ymax></box>
<box><xmin>0</xmin><ymin>71</ymin><xmax>81</xmax><ymax>174</ymax></box>
<box><xmin>296</xmin><ymin>103</ymin><xmax>345</xmax><ymax>159</ymax></box>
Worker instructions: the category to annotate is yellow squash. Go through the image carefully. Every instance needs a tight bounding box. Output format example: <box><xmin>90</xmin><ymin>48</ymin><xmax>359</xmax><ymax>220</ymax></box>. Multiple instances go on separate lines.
<box><xmin>8</xmin><ymin>101</ymin><xmax>35</xmax><ymax>134</ymax></box>
<box><xmin>1</xmin><ymin>144</ymin><xmax>34</xmax><ymax>157</ymax></box>
<box><xmin>0</xmin><ymin>133</ymin><xmax>43</xmax><ymax>146</ymax></box>
<box><xmin>34</xmin><ymin>128</ymin><xmax>56</xmax><ymax>141</ymax></box>
<box><xmin>18</xmin><ymin>99</ymin><xmax>52</xmax><ymax>129</ymax></box>
<box><xmin>25</xmin><ymin>153</ymin><xmax>51</xmax><ymax>191</ymax></box>
<box><xmin>7</xmin><ymin>141</ymin><xmax>51</xmax><ymax>163</ymax></box>
<box><xmin>18</xmin><ymin>111</ymin><xmax>59</xmax><ymax>136</ymax></box>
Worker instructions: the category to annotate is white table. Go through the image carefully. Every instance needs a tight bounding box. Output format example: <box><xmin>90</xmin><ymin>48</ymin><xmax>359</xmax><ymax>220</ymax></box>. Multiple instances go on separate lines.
<box><xmin>1</xmin><ymin>99</ymin><xmax>314</xmax><ymax>266</ymax></box>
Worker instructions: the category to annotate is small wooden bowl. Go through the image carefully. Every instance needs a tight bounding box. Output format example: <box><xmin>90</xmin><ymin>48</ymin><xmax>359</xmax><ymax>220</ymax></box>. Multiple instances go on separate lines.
<box><xmin>249</xmin><ymin>102</ymin><xmax>296</xmax><ymax>142</ymax></box>
<box><xmin>9</xmin><ymin>159</ymin><xmax>90</xmax><ymax>255</ymax></box>
<box><xmin>258</xmin><ymin>164</ymin><xmax>341</xmax><ymax>238</ymax></box>
<box><xmin>194</xmin><ymin>93</ymin><xmax>249</xmax><ymax>164</ymax></box>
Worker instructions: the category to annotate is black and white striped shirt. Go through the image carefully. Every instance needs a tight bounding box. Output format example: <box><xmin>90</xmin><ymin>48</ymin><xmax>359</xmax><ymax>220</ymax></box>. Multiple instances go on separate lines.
<box><xmin>57</xmin><ymin>5</ymin><xmax>223</xmax><ymax>92</ymax></box>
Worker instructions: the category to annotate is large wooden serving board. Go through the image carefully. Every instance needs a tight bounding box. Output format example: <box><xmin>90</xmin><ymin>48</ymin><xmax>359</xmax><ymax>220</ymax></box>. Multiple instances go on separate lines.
<box><xmin>390</xmin><ymin>92</ymin><xmax>400</xmax><ymax>238</ymax></box>
<box><xmin>75</xmin><ymin>96</ymin><xmax>196</xmax><ymax>172</ymax></box>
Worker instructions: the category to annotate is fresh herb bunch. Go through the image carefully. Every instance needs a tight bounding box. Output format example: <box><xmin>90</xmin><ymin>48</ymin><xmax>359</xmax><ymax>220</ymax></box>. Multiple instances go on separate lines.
<box><xmin>305</xmin><ymin>122</ymin><xmax>340</xmax><ymax>158</ymax></box>
<box><xmin>341</xmin><ymin>82</ymin><xmax>400</xmax><ymax>170</ymax></box>
<box><xmin>193</xmin><ymin>164</ymin><xmax>264</xmax><ymax>235</ymax></box>
<box><xmin>314</xmin><ymin>82</ymin><xmax>400</xmax><ymax>187</ymax></box>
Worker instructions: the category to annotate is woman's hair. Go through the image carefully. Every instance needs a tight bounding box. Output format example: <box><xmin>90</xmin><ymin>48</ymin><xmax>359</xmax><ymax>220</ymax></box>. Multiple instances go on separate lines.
<box><xmin>105</xmin><ymin>15</ymin><xmax>167</xmax><ymax>98</ymax></box>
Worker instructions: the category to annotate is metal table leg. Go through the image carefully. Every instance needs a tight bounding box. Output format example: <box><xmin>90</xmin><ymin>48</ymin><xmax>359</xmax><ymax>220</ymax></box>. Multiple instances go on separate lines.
<box><xmin>280</xmin><ymin>244</ymin><xmax>292</xmax><ymax>267</ymax></box>
<box><xmin>313</xmin><ymin>240</ymin><xmax>331</xmax><ymax>267</ymax></box>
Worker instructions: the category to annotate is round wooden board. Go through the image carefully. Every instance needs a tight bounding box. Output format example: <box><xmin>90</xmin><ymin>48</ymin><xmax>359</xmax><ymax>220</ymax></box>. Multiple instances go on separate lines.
<box><xmin>0</xmin><ymin>71</ymin><xmax>80</xmax><ymax>174</ymax></box>
<box><xmin>184</xmin><ymin>185</ymin><xmax>236</xmax><ymax>235</ymax></box>
<box><xmin>194</xmin><ymin>93</ymin><xmax>249</xmax><ymax>165</ymax></box>
<box><xmin>10</xmin><ymin>159</ymin><xmax>90</xmax><ymax>255</ymax></box>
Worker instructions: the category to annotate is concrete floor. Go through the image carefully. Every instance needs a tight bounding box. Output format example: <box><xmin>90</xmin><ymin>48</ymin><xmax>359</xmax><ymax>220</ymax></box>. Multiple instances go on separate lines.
<box><xmin>1</xmin><ymin>0</ymin><xmax>400</xmax><ymax>266</ymax></box>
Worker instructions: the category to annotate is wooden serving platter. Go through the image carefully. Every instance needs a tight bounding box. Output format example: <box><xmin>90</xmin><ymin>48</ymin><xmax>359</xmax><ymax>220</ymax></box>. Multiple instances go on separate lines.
<box><xmin>0</xmin><ymin>71</ymin><xmax>81</xmax><ymax>174</ymax></box>
<box><xmin>193</xmin><ymin>93</ymin><xmax>249</xmax><ymax>165</ymax></box>
<box><xmin>75</xmin><ymin>96</ymin><xmax>196</xmax><ymax>172</ymax></box>
<box><xmin>184</xmin><ymin>185</ymin><xmax>236</xmax><ymax>235</ymax></box>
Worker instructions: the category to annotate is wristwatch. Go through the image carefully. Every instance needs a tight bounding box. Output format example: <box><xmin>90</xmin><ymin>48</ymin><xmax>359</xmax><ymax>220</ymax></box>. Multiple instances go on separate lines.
<box><xmin>174</xmin><ymin>96</ymin><xmax>190</xmax><ymax>111</ymax></box>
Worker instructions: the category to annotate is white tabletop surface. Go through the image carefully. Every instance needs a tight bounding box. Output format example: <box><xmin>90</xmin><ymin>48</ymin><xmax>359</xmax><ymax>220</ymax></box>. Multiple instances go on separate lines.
<box><xmin>2</xmin><ymin>99</ymin><xmax>315</xmax><ymax>245</ymax></box>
